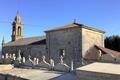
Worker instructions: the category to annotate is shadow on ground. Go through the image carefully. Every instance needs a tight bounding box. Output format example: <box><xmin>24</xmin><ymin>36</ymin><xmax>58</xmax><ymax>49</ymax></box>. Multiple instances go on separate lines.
<box><xmin>49</xmin><ymin>73</ymin><xmax>77</xmax><ymax>80</ymax></box>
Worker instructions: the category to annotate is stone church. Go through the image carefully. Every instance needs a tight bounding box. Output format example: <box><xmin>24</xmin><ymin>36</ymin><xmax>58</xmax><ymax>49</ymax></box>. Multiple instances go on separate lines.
<box><xmin>2</xmin><ymin>13</ymin><xmax>47</xmax><ymax>61</ymax></box>
<box><xmin>2</xmin><ymin>13</ymin><xmax>120</xmax><ymax>68</ymax></box>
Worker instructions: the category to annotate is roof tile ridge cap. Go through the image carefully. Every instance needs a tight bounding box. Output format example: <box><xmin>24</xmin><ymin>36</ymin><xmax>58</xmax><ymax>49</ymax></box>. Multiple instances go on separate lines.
<box><xmin>57</xmin><ymin>23</ymin><xmax>82</xmax><ymax>27</ymax></box>
<box><xmin>47</xmin><ymin>23</ymin><xmax>76</xmax><ymax>30</ymax></box>
<box><xmin>73</xmin><ymin>22</ymin><xmax>84</xmax><ymax>26</ymax></box>
<box><xmin>61</xmin><ymin>23</ymin><xmax>76</xmax><ymax>27</ymax></box>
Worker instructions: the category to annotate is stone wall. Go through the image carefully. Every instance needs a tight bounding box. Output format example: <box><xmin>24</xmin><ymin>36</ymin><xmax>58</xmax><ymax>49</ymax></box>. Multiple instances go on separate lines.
<box><xmin>82</xmin><ymin>28</ymin><xmax>104</xmax><ymax>60</ymax></box>
<box><xmin>76</xmin><ymin>62</ymin><xmax>120</xmax><ymax>80</ymax></box>
<box><xmin>3</xmin><ymin>45</ymin><xmax>46</xmax><ymax>60</ymax></box>
<box><xmin>46</xmin><ymin>28</ymin><xmax>82</xmax><ymax>68</ymax></box>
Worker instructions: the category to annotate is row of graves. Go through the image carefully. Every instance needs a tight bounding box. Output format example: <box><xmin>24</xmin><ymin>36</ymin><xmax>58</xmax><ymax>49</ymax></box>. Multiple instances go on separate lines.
<box><xmin>0</xmin><ymin>51</ymin><xmax>73</xmax><ymax>72</ymax></box>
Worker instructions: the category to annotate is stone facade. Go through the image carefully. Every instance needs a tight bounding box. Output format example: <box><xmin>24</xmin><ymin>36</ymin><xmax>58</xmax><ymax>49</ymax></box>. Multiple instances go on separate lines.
<box><xmin>46</xmin><ymin>27</ymin><xmax>82</xmax><ymax>68</ymax></box>
<box><xmin>82</xmin><ymin>28</ymin><xmax>104</xmax><ymax>60</ymax></box>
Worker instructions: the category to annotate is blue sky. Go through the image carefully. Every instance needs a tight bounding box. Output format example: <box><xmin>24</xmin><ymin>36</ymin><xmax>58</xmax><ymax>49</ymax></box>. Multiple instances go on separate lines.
<box><xmin>0</xmin><ymin>0</ymin><xmax>120</xmax><ymax>45</ymax></box>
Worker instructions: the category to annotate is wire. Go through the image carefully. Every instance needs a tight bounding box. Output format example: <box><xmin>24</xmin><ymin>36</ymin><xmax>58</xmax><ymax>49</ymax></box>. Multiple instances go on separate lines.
<box><xmin>0</xmin><ymin>21</ymin><xmax>11</xmax><ymax>24</ymax></box>
<box><xmin>0</xmin><ymin>20</ymin><xmax>48</xmax><ymax>28</ymax></box>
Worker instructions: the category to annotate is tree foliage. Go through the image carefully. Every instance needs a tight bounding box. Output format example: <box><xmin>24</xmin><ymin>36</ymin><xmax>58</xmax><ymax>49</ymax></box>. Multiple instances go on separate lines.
<box><xmin>105</xmin><ymin>35</ymin><xmax>120</xmax><ymax>52</ymax></box>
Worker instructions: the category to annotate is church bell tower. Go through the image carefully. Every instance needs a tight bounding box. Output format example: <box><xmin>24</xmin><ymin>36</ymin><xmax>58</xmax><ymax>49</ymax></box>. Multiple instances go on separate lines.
<box><xmin>11</xmin><ymin>12</ymin><xmax>23</xmax><ymax>41</ymax></box>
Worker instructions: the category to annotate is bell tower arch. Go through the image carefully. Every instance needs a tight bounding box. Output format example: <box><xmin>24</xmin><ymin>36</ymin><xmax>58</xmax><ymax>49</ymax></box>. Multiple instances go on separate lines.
<box><xmin>11</xmin><ymin>11</ymin><xmax>23</xmax><ymax>41</ymax></box>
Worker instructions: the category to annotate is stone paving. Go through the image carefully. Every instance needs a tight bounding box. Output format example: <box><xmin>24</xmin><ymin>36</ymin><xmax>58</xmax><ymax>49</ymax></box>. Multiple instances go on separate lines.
<box><xmin>0</xmin><ymin>68</ymin><xmax>77</xmax><ymax>80</ymax></box>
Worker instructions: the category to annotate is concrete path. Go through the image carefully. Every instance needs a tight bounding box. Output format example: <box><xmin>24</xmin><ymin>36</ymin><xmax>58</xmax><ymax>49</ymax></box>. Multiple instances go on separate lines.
<box><xmin>0</xmin><ymin>68</ymin><xmax>77</xmax><ymax>80</ymax></box>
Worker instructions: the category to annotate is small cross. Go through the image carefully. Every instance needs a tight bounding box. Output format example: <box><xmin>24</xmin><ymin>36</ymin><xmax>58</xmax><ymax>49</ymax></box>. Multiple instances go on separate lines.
<box><xmin>73</xmin><ymin>19</ymin><xmax>77</xmax><ymax>23</ymax></box>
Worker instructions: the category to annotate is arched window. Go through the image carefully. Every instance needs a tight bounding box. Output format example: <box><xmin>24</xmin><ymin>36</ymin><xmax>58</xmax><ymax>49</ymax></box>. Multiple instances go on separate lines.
<box><xmin>18</xmin><ymin>26</ymin><xmax>21</xmax><ymax>36</ymax></box>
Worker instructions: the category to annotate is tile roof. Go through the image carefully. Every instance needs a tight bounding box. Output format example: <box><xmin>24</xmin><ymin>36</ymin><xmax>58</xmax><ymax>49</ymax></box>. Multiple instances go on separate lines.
<box><xmin>4</xmin><ymin>36</ymin><xmax>46</xmax><ymax>47</ymax></box>
<box><xmin>84</xmin><ymin>45</ymin><xmax>120</xmax><ymax>60</ymax></box>
<box><xmin>45</xmin><ymin>23</ymin><xmax>105</xmax><ymax>33</ymax></box>
<box><xmin>95</xmin><ymin>45</ymin><xmax>120</xmax><ymax>58</ymax></box>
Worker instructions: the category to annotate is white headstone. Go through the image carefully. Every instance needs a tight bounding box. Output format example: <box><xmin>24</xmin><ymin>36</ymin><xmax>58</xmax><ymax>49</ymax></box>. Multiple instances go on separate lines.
<box><xmin>42</xmin><ymin>56</ymin><xmax>46</xmax><ymax>62</ymax></box>
<box><xmin>12</xmin><ymin>54</ymin><xmax>16</xmax><ymax>60</ymax></box>
<box><xmin>50</xmin><ymin>59</ymin><xmax>54</xmax><ymax>70</ymax></box>
<box><xmin>50</xmin><ymin>59</ymin><xmax>54</xmax><ymax>67</ymax></box>
<box><xmin>28</xmin><ymin>55</ymin><xmax>32</xmax><ymax>61</ymax></box>
<box><xmin>70</xmin><ymin>60</ymin><xmax>73</xmax><ymax>71</ymax></box>
<box><xmin>2</xmin><ymin>55</ymin><xmax>4</xmax><ymax>59</ymax></box>
<box><xmin>0</xmin><ymin>55</ymin><xmax>4</xmax><ymax>64</ymax></box>
<box><xmin>99</xmin><ymin>50</ymin><xmax>102</xmax><ymax>60</ymax></box>
<box><xmin>36</xmin><ymin>58</ymin><xmax>39</xmax><ymax>65</ymax></box>
<box><xmin>17</xmin><ymin>50</ymin><xmax>22</xmax><ymax>62</ymax></box>
<box><xmin>5</xmin><ymin>53</ymin><xmax>8</xmax><ymax>59</ymax></box>
<box><xmin>33</xmin><ymin>58</ymin><xmax>37</xmax><ymax>65</ymax></box>
<box><xmin>60</xmin><ymin>56</ymin><xmax>64</xmax><ymax>64</ymax></box>
<box><xmin>22</xmin><ymin>57</ymin><xmax>26</xmax><ymax>63</ymax></box>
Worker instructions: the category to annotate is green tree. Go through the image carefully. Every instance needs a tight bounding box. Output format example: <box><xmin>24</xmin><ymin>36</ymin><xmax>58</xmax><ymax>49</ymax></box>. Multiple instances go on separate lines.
<box><xmin>105</xmin><ymin>35</ymin><xmax>120</xmax><ymax>52</ymax></box>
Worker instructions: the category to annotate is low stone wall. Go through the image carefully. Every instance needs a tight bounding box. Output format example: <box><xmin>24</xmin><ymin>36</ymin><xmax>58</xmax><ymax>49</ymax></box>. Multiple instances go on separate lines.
<box><xmin>76</xmin><ymin>70</ymin><xmax>120</xmax><ymax>80</ymax></box>
<box><xmin>76</xmin><ymin>62</ymin><xmax>120</xmax><ymax>80</ymax></box>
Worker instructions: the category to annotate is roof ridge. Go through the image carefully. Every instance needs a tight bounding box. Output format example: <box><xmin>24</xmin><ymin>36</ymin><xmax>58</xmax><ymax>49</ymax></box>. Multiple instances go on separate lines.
<box><xmin>95</xmin><ymin>45</ymin><xmax>120</xmax><ymax>58</ymax></box>
<box><xmin>73</xmin><ymin>22</ymin><xmax>84</xmax><ymax>26</ymax></box>
<box><xmin>21</xmin><ymin>36</ymin><xmax>46</xmax><ymax>39</ymax></box>
<box><xmin>45</xmin><ymin>23</ymin><xmax>105</xmax><ymax>33</ymax></box>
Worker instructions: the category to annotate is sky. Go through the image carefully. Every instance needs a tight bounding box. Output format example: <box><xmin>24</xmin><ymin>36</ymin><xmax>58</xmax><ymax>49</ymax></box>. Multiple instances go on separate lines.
<box><xmin>0</xmin><ymin>0</ymin><xmax>120</xmax><ymax>47</ymax></box>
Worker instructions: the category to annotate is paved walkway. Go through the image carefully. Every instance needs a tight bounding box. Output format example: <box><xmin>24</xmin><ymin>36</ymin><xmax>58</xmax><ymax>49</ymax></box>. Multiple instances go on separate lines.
<box><xmin>0</xmin><ymin>68</ymin><xmax>77</xmax><ymax>80</ymax></box>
